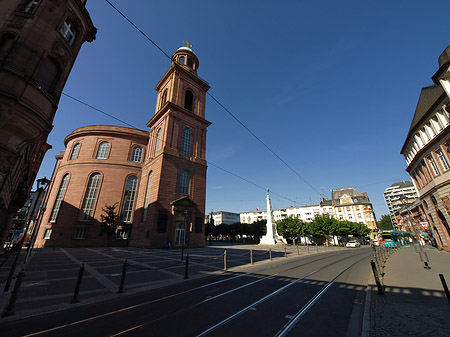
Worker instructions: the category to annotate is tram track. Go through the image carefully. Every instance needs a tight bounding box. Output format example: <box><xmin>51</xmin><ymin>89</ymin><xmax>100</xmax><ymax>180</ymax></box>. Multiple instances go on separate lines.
<box><xmin>18</xmin><ymin>248</ymin><xmax>371</xmax><ymax>337</ymax></box>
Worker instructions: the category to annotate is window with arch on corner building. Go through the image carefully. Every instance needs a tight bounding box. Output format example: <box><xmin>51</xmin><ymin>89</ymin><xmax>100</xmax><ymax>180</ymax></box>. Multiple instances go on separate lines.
<box><xmin>60</xmin><ymin>20</ymin><xmax>76</xmax><ymax>45</ymax></box>
<box><xmin>24</xmin><ymin>0</ymin><xmax>40</xmax><ymax>13</ymax></box>
<box><xmin>79</xmin><ymin>173</ymin><xmax>102</xmax><ymax>220</ymax></box>
<box><xmin>120</xmin><ymin>176</ymin><xmax>138</xmax><ymax>222</ymax></box>
<box><xmin>50</xmin><ymin>174</ymin><xmax>70</xmax><ymax>222</ymax></box>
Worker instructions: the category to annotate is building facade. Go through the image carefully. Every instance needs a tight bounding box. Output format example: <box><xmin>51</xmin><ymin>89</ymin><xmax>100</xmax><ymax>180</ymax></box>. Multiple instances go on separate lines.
<box><xmin>206</xmin><ymin>211</ymin><xmax>240</xmax><ymax>225</ymax></box>
<box><xmin>383</xmin><ymin>181</ymin><xmax>418</xmax><ymax>228</ymax></box>
<box><xmin>240</xmin><ymin>187</ymin><xmax>377</xmax><ymax>238</ymax></box>
<box><xmin>0</xmin><ymin>0</ymin><xmax>96</xmax><ymax>247</ymax></box>
<box><xmin>400</xmin><ymin>46</ymin><xmax>450</xmax><ymax>251</ymax></box>
<box><xmin>35</xmin><ymin>45</ymin><xmax>211</xmax><ymax>249</ymax></box>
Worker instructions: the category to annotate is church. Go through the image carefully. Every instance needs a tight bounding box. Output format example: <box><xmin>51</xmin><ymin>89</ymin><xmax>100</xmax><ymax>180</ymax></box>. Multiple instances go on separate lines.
<box><xmin>35</xmin><ymin>44</ymin><xmax>211</xmax><ymax>249</ymax></box>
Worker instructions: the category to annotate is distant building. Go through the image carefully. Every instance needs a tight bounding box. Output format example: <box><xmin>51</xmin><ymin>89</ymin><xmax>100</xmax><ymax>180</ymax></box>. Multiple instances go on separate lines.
<box><xmin>400</xmin><ymin>45</ymin><xmax>450</xmax><ymax>251</ymax></box>
<box><xmin>206</xmin><ymin>211</ymin><xmax>240</xmax><ymax>225</ymax></box>
<box><xmin>383</xmin><ymin>181</ymin><xmax>418</xmax><ymax>227</ymax></box>
<box><xmin>240</xmin><ymin>186</ymin><xmax>377</xmax><ymax>238</ymax></box>
<box><xmin>329</xmin><ymin>187</ymin><xmax>377</xmax><ymax>238</ymax></box>
<box><xmin>35</xmin><ymin>45</ymin><xmax>211</xmax><ymax>249</ymax></box>
<box><xmin>0</xmin><ymin>0</ymin><xmax>96</xmax><ymax>248</ymax></box>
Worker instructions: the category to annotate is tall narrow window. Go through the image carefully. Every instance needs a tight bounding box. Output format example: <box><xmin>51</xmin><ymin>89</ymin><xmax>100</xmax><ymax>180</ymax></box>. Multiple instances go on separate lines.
<box><xmin>70</xmin><ymin>143</ymin><xmax>80</xmax><ymax>160</ymax></box>
<box><xmin>0</xmin><ymin>33</ymin><xmax>16</xmax><ymax>62</ymax></box>
<box><xmin>436</xmin><ymin>149</ymin><xmax>449</xmax><ymax>171</ymax></box>
<box><xmin>24</xmin><ymin>0</ymin><xmax>39</xmax><ymax>13</ymax></box>
<box><xmin>181</xmin><ymin>128</ymin><xmax>191</xmax><ymax>156</ymax></box>
<box><xmin>131</xmin><ymin>146</ymin><xmax>143</xmax><ymax>162</ymax></box>
<box><xmin>179</xmin><ymin>56</ymin><xmax>185</xmax><ymax>64</ymax></box>
<box><xmin>80</xmin><ymin>173</ymin><xmax>101</xmax><ymax>220</ymax></box>
<box><xmin>154</xmin><ymin>128</ymin><xmax>162</xmax><ymax>156</ymax></box>
<box><xmin>179</xmin><ymin>170</ymin><xmax>189</xmax><ymax>195</ymax></box>
<box><xmin>142</xmin><ymin>171</ymin><xmax>153</xmax><ymax>221</ymax></box>
<box><xmin>60</xmin><ymin>21</ymin><xmax>76</xmax><ymax>45</ymax></box>
<box><xmin>50</xmin><ymin>174</ymin><xmax>70</xmax><ymax>222</ymax></box>
<box><xmin>96</xmin><ymin>141</ymin><xmax>110</xmax><ymax>159</ymax></box>
<box><xmin>121</xmin><ymin>176</ymin><xmax>138</xmax><ymax>222</ymax></box>
<box><xmin>184</xmin><ymin>90</ymin><xmax>193</xmax><ymax>111</ymax></box>
<box><xmin>428</xmin><ymin>155</ymin><xmax>440</xmax><ymax>176</ymax></box>
<box><xmin>160</xmin><ymin>89</ymin><xmax>168</xmax><ymax>109</ymax></box>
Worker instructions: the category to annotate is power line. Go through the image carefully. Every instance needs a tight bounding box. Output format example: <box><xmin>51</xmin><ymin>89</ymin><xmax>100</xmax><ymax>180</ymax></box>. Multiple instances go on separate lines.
<box><xmin>61</xmin><ymin>91</ymin><xmax>298</xmax><ymax>205</ymax></box>
<box><xmin>103</xmin><ymin>0</ymin><xmax>322</xmax><ymax>197</ymax></box>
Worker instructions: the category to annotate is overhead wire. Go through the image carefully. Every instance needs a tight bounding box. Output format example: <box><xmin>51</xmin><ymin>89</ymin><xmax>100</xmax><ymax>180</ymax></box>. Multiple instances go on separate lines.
<box><xmin>103</xmin><ymin>0</ymin><xmax>323</xmax><ymax>197</ymax></box>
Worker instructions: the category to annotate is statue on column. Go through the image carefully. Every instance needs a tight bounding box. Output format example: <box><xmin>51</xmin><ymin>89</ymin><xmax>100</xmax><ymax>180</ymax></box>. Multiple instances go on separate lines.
<box><xmin>259</xmin><ymin>188</ymin><xmax>286</xmax><ymax>245</ymax></box>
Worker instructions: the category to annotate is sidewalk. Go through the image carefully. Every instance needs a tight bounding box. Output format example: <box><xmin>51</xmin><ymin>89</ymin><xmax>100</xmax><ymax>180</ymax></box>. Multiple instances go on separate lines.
<box><xmin>368</xmin><ymin>245</ymin><xmax>450</xmax><ymax>337</ymax></box>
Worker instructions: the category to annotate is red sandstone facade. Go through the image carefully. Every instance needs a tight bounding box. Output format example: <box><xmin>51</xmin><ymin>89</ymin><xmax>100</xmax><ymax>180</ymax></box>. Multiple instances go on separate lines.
<box><xmin>35</xmin><ymin>46</ymin><xmax>211</xmax><ymax>248</ymax></box>
<box><xmin>0</xmin><ymin>0</ymin><xmax>96</xmax><ymax>247</ymax></box>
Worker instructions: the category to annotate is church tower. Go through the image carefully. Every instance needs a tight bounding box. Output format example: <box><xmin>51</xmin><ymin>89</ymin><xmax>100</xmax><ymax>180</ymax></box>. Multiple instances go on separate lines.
<box><xmin>131</xmin><ymin>43</ymin><xmax>211</xmax><ymax>248</ymax></box>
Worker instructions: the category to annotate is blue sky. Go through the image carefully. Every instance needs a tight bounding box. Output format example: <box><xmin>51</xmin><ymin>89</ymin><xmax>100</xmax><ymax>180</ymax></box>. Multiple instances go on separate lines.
<box><xmin>37</xmin><ymin>0</ymin><xmax>450</xmax><ymax>219</ymax></box>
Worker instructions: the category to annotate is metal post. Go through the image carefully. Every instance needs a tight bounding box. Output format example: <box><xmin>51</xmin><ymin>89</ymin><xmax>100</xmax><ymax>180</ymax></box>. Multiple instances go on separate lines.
<box><xmin>269</xmin><ymin>248</ymin><xmax>272</xmax><ymax>261</ymax></box>
<box><xmin>284</xmin><ymin>247</ymin><xmax>287</xmax><ymax>258</ymax></box>
<box><xmin>181</xmin><ymin>246</ymin><xmax>184</xmax><ymax>261</ymax></box>
<box><xmin>184</xmin><ymin>255</ymin><xmax>189</xmax><ymax>279</ymax></box>
<box><xmin>307</xmin><ymin>245</ymin><xmax>310</xmax><ymax>254</ymax></box>
<box><xmin>1</xmin><ymin>269</ymin><xmax>25</xmax><ymax>317</ymax></box>
<box><xmin>370</xmin><ymin>260</ymin><xmax>384</xmax><ymax>294</ymax></box>
<box><xmin>316</xmin><ymin>243</ymin><xmax>318</xmax><ymax>253</ymax></box>
<box><xmin>117</xmin><ymin>260</ymin><xmax>128</xmax><ymax>293</ymax></box>
<box><xmin>70</xmin><ymin>263</ymin><xmax>85</xmax><ymax>303</ymax></box>
<box><xmin>439</xmin><ymin>274</ymin><xmax>450</xmax><ymax>305</ymax></box>
<box><xmin>224</xmin><ymin>250</ymin><xmax>227</xmax><ymax>270</ymax></box>
<box><xmin>250</xmin><ymin>249</ymin><xmax>253</xmax><ymax>264</ymax></box>
<box><xmin>297</xmin><ymin>246</ymin><xmax>300</xmax><ymax>255</ymax></box>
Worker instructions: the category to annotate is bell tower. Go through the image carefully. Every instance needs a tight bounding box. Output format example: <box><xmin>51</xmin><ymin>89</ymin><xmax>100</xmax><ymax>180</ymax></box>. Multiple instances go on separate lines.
<box><xmin>131</xmin><ymin>43</ymin><xmax>211</xmax><ymax>248</ymax></box>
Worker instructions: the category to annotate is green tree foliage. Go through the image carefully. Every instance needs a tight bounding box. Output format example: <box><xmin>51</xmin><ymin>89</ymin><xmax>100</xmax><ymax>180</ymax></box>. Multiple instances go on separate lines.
<box><xmin>276</xmin><ymin>216</ymin><xmax>304</xmax><ymax>236</ymax></box>
<box><xmin>377</xmin><ymin>214</ymin><xmax>394</xmax><ymax>230</ymax></box>
<box><xmin>100</xmin><ymin>203</ymin><xmax>120</xmax><ymax>249</ymax></box>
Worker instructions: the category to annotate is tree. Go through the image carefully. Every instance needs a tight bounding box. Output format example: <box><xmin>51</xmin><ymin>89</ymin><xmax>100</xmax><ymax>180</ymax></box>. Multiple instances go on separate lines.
<box><xmin>378</xmin><ymin>214</ymin><xmax>394</xmax><ymax>230</ymax></box>
<box><xmin>276</xmin><ymin>216</ymin><xmax>304</xmax><ymax>237</ymax></box>
<box><xmin>308</xmin><ymin>215</ymin><xmax>336</xmax><ymax>245</ymax></box>
<box><xmin>100</xmin><ymin>203</ymin><xmax>120</xmax><ymax>249</ymax></box>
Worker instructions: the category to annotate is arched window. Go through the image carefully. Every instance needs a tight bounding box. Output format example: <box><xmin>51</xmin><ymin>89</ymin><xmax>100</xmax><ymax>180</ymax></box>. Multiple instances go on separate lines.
<box><xmin>437</xmin><ymin>210</ymin><xmax>450</xmax><ymax>236</ymax></box>
<box><xmin>0</xmin><ymin>33</ymin><xmax>16</xmax><ymax>63</ymax></box>
<box><xmin>60</xmin><ymin>20</ymin><xmax>76</xmax><ymax>45</ymax></box>
<box><xmin>181</xmin><ymin>128</ymin><xmax>191</xmax><ymax>156</ymax></box>
<box><xmin>179</xmin><ymin>170</ymin><xmax>189</xmax><ymax>195</ymax></box>
<box><xmin>184</xmin><ymin>90</ymin><xmax>193</xmax><ymax>111</ymax></box>
<box><xmin>160</xmin><ymin>89</ymin><xmax>168</xmax><ymax>109</ymax></box>
<box><xmin>50</xmin><ymin>174</ymin><xmax>70</xmax><ymax>222</ymax></box>
<box><xmin>70</xmin><ymin>143</ymin><xmax>80</xmax><ymax>160</ymax></box>
<box><xmin>80</xmin><ymin>173</ymin><xmax>102</xmax><ymax>220</ymax></box>
<box><xmin>154</xmin><ymin>128</ymin><xmax>162</xmax><ymax>156</ymax></box>
<box><xmin>179</xmin><ymin>56</ymin><xmax>185</xmax><ymax>64</ymax></box>
<box><xmin>121</xmin><ymin>176</ymin><xmax>138</xmax><ymax>222</ymax></box>
<box><xmin>131</xmin><ymin>146</ymin><xmax>143</xmax><ymax>162</ymax></box>
<box><xmin>187</xmin><ymin>57</ymin><xmax>194</xmax><ymax>68</ymax></box>
<box><xmin>142</xmin><ymin>171</ymin><xmax>153</xmax><ymax>221</ymax></box>
<box><xmin>96</xmin><ymin>141</ymin><xmax>110</xmax><ymax>159</ymax></box>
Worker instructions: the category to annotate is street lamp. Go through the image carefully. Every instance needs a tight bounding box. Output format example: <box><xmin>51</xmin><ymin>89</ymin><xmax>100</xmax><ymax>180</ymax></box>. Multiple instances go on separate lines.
<box><xmin>24</xmin><ymin>176</ymin><xmax>51</xmax><ymax>263</ymax></box>
<box><xmin>4</xmin><ymin>176</ymin><xmax>50</xmax><ymax>292</ymax></box>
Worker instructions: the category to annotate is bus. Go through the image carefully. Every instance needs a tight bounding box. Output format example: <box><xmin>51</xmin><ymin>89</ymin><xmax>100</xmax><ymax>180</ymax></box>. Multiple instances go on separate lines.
<box><xmin>380</xmin><ymin>230</ymin><xmax>411</xmax><ymax>248</ymax></box>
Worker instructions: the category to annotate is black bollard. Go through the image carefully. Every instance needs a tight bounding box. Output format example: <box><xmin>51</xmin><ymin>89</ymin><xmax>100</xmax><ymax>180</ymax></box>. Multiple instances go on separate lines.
<box><xmin>439</xmin><ymin>274</ymin><xmax>450</xmax><ymax>305</ymax></box>
<box><xmin>70</xmin><ymin>263</ymin><xmax>85</xmax><ymax>303</ymax></box>
<box><xmin>370</xmin><ymin>260</ymin><xmax>384</xmax><ymax>295</ymax></box>
<box><xmin>250</xmin><ymin>249</ymin><xmax>253</xmax><ymax>265</ymax></box>
<box><xmin>285</xmin><ymin>247</ymin><xmax>287</xmax><ymax>258</ymax></box>
<box><xmin>184</xmin><ymin>255</ymin><xmax>189</xmax><ymax>279</ymax></box>
<box><xmin>269</xmin><ymin>248</ymin><xmax>272</xmax><ymax>261</ymax></box>
<box><xmin>181</xmin><ymin>246</ymin><xmax>184</xmax><ymax>261</ymax></box>
<box><xmin>2</xmin><ymin>269</ymin><xmax>25</xmax><ymax>317</ymax></box>
<box><xmin>117</xmin><ymin>260</ymin><xmax>128</xmax><ymax>293</ymax></box>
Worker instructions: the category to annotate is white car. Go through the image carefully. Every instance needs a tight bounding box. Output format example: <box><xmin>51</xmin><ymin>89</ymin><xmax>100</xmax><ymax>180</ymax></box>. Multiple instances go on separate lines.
<box><xmin>346</xmin><ymin>241</ymin><xmax>361</xmax><ymax>248</ymax></box>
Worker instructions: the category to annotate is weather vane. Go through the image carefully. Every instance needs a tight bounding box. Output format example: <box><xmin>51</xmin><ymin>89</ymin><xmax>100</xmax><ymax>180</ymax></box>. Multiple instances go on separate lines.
<box><xmin>182</xmin><ymin>40</ymin><xmax>192</xmax><ymax>48</ymax></box>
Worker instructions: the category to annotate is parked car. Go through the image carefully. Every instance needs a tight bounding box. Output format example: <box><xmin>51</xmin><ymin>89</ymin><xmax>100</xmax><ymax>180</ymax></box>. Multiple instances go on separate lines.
<box><xmin>346</xmin><ymin>240</ymin><xmax>361</xmax><ymax>248</ymax></box>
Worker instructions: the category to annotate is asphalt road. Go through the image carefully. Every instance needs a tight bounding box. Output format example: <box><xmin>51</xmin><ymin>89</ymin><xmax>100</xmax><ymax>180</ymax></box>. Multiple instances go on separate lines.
<box><xmin>2</xmin><ymin>246</ymin><xmax>373</xmax><ymax>337</ymax></box>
